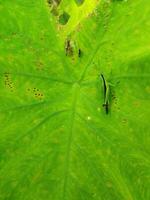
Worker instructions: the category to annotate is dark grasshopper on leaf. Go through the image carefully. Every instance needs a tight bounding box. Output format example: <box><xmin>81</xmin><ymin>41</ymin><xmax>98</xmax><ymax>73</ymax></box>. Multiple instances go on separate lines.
<box><xmin>78</xmin><ymin>48</ymin><xmax>82</xmax><ymax>57</ymax></box>
<box><xmin>101</xmin><ymin>74</ymin><xmax>110</xmax><ymax>114</ymax></box>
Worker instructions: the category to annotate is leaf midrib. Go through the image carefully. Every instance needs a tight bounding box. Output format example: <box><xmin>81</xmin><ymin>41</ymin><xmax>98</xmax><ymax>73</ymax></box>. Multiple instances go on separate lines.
<box><xmin>62</xmin><ymin>83</ymin><xmax>80</xmax><ymax>200</ymax></box>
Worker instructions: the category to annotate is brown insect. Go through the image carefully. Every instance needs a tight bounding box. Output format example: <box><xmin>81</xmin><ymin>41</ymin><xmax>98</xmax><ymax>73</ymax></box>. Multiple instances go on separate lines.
<box><xmin>65</xmin><ymin>39</ymin><xmax>73</xmax><ymax>57</ymax></box>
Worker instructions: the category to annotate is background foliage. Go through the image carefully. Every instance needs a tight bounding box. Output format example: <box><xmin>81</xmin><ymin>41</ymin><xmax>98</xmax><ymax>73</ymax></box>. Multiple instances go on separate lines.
<box><xmin>0</xmin><ymin>0</ymin><xmax>150</xmax><ymax>199</ymax></box>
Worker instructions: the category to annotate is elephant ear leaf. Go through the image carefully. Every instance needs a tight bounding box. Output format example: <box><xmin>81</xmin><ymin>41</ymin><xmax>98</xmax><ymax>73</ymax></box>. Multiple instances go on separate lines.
<box><xmin>0</xmin><ymin>0</ymin><xmax>150</xmax><ymax>200</ymax></box>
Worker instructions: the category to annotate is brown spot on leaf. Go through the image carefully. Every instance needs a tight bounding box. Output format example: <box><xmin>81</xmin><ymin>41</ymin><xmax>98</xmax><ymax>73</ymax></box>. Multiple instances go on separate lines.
<box><xmin>4</xmin><ymin>72</ymin><xmax>14</xmax><ymax>92</ymax></box>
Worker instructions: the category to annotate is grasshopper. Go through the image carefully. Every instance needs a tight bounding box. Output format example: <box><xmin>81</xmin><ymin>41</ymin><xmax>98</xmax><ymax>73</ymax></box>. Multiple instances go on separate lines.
<box><xmin>78</xmin><ymin>48</ymin><xmax>82</xmax><ymax>57</ymax></box>
<box><xmin>65</xmin><ymin>39</ymin><xmax>73</xmax><ymax>57</ymax></box>
<box><xmin>101</xmin><ymin>74</ymin><xmax>110</xmax><ymax>114</ymax></box>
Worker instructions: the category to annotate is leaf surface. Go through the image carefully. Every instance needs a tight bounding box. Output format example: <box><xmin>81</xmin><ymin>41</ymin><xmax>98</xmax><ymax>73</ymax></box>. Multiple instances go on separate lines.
<box><xmin>0</xmin><ymin>0</ymin><xmax>150</xmax><ymax>200</ymax></box>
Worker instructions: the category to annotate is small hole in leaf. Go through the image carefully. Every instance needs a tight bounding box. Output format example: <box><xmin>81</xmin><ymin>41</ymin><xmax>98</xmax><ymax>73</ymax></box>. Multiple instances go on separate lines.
<box><xmin>74</xmin><ymin>0</ymin><xmax>84</xmax><ymax>6</ymax></box>
<box><xmin>47</xmin><ymin>0</ymin><xmax>61</xmax><ymax>7</ymax></box>
<box><xmin>59</xmin><ymin>12</ymin><xmax>70</xmax><ymax>25</ymax></box>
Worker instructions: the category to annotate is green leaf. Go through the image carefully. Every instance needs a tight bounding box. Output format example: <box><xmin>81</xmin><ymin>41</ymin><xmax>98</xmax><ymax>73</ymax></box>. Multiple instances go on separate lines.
<box><xmin>0</xmin><ymin>0</ymin><xmax>150</xmax><ymax>200</ymax></box>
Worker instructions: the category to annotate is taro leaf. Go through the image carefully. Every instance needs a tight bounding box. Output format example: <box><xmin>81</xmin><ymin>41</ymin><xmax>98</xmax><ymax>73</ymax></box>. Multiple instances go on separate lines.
<box><xmin>0</xmin><ymin>0</ymin><xmax>150</xmax><ymax>200</ymax></box>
